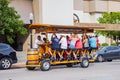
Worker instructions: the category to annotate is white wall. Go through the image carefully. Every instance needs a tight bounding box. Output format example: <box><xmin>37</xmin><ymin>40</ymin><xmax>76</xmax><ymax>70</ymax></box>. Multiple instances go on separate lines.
<box><xmin>90</xmin><ymin>13</ymin><xmax>102</xmax><ymax>23</ymax></box>
<box><xmin>74</xmin><ymin>10</ymin><xmax>90</xmax><ymax>23</ymax></box>
<box><xmin>74</xmin><ymin>10</ymin><xmax>105</xmax><ymax>44</ymax></box>
<box><xmin>42</xmin><ymin>0</ymin><xmax>73</xmax><ymax>25</ymax></box>
<box><xmin>74</xmin><ymin>10</ymin><xmax>102</xmax><ymax>23</ymax></box>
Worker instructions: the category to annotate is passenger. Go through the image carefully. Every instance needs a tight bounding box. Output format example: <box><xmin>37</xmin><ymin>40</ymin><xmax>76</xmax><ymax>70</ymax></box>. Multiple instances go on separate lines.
<box><xmin>89</xmin><ymin>36</ymin><xmax>97</xmax><ymax>53</ymax></box>
<box><xmin>66</xmin><ymin>35</ymin><xmax>70</xmax><ymax>48</ymax></box>
<box><xmin>51</xmin><ymin>33</ymin><xmax>59</xmax><ymax>50</ymax></box>
<box><xmin>83</xmin><ymin>35</ymin><xmax>89</xmax><ymax>50</ymax></box>
<box><xmin>34</xmin><ymin>35</ymin><xmax>44</xmax><ymax>49</ymax></box>
<box><xmin>59</xmin><ymin>35</ymin><xmax>68</xmax><ymax>60</ymax></box>
<box><xmin>95</xmin><ymin>35</ymin><xmax>100</xmax><ymax>49</ymax></box>
<box><xmin>43</xmin><ymin>37</ymin><xmax>47</xmax><ymax>43</ymax></box>
<box><xmin>59</xmin><ymin>35</ymin><xmax>68</xmax><ymax>50</ymax></box>
<box><xmin>69</xmin><ymin>34</ymin><xmax>77</xmax><ymax>49</ymax></box>
<box><xmin>75</xmin><ymin>35</ymin><xmax>83</xmax><ymax>58</ymax></box>
<box><xmin>75</xmin><ymin>35</ymin><xmax>83</xmax><ymax>49</ymax></box>
<box><xmin>42</xmin><ymin>37</ymin><xmax>51</xmax><ymax>58</ymax></box>
<box><xmin>50</xmin><ymin>33</ymin><xmax>61</xmax><ymax>61</ymax></box>
<box><xmin>82</xmin><ymin>35</ymin><xmax>90</xmax><ymax>56</ymax></box>
<box><xmin>69</xmin><ymin>34</ymin><xmax>78</xmax><ymax>60</ymax></box>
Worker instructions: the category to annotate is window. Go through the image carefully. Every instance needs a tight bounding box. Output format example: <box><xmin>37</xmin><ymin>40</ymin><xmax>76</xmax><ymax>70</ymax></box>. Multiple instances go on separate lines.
<box><xmin>107</xmin><ymin>46</ymin><xmax>119</xmax><ymax>50</ymax></box>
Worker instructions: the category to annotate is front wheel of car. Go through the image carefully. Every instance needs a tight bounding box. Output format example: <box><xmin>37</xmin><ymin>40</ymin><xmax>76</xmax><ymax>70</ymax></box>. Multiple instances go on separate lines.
<box><xmin>97</xmin><ymin>55</ymin><xmax>105</xmax><ymax>62</ymax></box>
<box><xmin>0</xmin><ymin>57</ymin><xmax>12</xmax><ymax>69</ymax></box>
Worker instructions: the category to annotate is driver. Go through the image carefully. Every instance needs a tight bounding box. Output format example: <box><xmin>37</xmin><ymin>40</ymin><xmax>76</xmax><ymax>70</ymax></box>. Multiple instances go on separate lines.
<box><xmin>34</xmin><ymin>35</ymin><xmax>44</xmax><ymax>49</ymax></box>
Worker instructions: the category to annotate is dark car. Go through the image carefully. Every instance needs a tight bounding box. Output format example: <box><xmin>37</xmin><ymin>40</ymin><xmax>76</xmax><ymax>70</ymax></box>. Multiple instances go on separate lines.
<box><xmin>96</xmin><ymin>46</ymin><xmax>120</xmax><ymax>62</ymax></box>
<box><xmin>0</xmin><ymin>43</ymin><xmax>17</xmax><ymax>69</ymax></box>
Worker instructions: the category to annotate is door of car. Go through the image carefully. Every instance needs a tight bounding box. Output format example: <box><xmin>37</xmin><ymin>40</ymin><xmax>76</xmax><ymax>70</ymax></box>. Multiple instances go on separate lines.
<box><xmin>105</xmin><ymin>46</ymin><xmax>120</xmax><ymax>59</ymax></box>
<box><xmin>103</xmin><ymin>47</ymin><xmax>113</xmax><ymax>59</ymax></box>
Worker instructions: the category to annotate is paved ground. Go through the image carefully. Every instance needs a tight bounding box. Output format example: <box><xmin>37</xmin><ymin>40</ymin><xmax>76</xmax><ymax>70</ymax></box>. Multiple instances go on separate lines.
<box><xmin>1</xmin><ymin>61</ymin><xmax>120</xmax><ymax>80</ymax></box>
<box><xmin>8</xmin><ymin>51</ymin><xmax>120</xmax><ymax>80</ymax></box>
<box><xmin>11</xmin><ymin>51</ymin><xmax>26</xmax><ymax>68</ymax></box>
<box><xmin>16</xmin><ymin>51</ymin><xmax>27</xmax><ymax>63</ymax></box>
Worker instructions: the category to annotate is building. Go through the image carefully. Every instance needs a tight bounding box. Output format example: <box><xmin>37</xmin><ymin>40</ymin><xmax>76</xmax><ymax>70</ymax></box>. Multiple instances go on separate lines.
<box><xmin>9</xmin><ymin>0</ymin><xmax>120</xmax><ymax>50</ymax></box>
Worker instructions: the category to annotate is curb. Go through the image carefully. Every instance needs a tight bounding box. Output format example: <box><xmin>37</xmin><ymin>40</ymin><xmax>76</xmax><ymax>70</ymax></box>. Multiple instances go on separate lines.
<box><xmin>12</xmin><ymin>63</ymin><xmax>26</xmax><ymax>68</ymax></box>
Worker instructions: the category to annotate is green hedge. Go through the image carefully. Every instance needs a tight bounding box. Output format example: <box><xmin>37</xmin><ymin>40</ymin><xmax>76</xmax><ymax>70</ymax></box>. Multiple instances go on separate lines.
<box><xmin>101</xmin><ymin>43</ymin><xmax>109</xmax><ymax>46</ymax></box>
<box><xmin>111</xmin><ymin>43</ymin><xmax>117</xmax><ymax>46</ymax></box>
<box><xmin>101</xmin><ymin>43</ymin><xmax>117</xmax><ymax>46</ymax></box>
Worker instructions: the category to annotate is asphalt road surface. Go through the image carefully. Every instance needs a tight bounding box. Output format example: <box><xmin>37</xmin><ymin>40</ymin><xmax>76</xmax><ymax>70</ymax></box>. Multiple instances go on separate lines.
<box><xmin>0</xmin><ymin>61</ymin><xmax>120</xmax><ymax>80</ymax></box>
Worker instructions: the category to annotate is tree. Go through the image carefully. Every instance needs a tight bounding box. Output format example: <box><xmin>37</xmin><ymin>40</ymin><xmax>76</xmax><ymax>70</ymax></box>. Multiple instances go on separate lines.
<box><xmin>0</xmin><ymin>0</ymin><xmax>27</xmax><ymax>44</ymax></box>
<box><xmin>96</xmin><ymin>12</ymin><xmax>120</xmax><ymax>43</ymax></box>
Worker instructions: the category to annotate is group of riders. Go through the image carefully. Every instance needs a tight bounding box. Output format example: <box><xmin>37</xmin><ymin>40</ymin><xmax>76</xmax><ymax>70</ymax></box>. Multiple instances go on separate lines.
<box><xmin>34</xmin><ymin>33</ymin><xmax>100</xmax><ymax>61</ymax></box>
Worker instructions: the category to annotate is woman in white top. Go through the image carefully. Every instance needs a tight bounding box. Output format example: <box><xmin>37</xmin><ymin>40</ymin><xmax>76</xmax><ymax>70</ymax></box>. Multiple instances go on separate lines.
<box><xmin>59</xmin><ymin>35</ymin><xmax>68</xmax><ymax>49</ymax></box>
<box><xmin>59</xmin><ymin>35</ymin><xmax>69</xmax><ymax>60</ymax></box>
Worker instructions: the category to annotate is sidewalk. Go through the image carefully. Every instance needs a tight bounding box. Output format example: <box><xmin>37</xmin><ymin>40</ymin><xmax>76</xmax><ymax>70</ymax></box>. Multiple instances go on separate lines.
<box><xmin>12</xmin><ymin>62</ymin><xmax>26</xmax><ymax>68</ymax></box>
<box><xmin>12</xmin><ymin>51</ymin><xmax>26</xmax><ymax>68</ymax></box>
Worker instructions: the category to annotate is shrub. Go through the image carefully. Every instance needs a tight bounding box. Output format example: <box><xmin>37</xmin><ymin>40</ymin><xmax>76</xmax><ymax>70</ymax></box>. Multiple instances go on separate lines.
<box><xmin>111</xmin><ymin>43</ymin><xmax>117</xmax><ymax>46</ymax></box>
<box><xmin>101</xmin><ymin>43</ymin><xmax>109</xmax><ymax>46</ymax></box>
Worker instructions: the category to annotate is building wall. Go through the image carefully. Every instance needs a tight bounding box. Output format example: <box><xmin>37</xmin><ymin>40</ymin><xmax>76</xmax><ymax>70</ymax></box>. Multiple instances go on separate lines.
<box><xmin>74</xmin><ymin>10</ymin><xmax>91</xmax><ymax>23</ymax></box>
<box><xmin>84</xmin><ymin>0</ymin><xmax>96</xmax><ymax>13</ymax></box>
<box><xmin>10</xmin><ymin>0</ymin><xmax>33</xmax><ymax>24</ymax></box>
<box><xmin>9</xmin><ymin>0</ymin><xmax>120</xmax><ymax>50</ymax></box>
<box><xmin>32</xmin><ymin>0</ymin><xmax>41</xmax><ymax>23</ymax></box>
<box><xmin>41</xmin><ymin>0</ymin><xmax>73</xmax><ymax>25</ymax></box>
<box><xmin>95</xmin><ymin>0</ymin><xmax>108</xmax><ymax>12</ymax></box>
<box><xmin>74</xmin><ymin>0</ymin><xmax>83</xmax><ymax>11</ymax></box>
<box><xmin>10</xmin><ymin>0</ymin><xmax>120</xmax><ymax>26</ymax></box>
<box><xmin>83</xmin><ymin>0</ymin><xmax>120</xmax><ymax>13</ymax></box>
<box><xmin>108</xmin><ymin>1</ymin><xmax>120</xmax><ymax>12</ymax></box>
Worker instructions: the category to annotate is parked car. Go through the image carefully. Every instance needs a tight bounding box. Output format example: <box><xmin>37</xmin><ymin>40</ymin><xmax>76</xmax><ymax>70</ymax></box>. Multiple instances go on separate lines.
<box><xmin>0</xmin><ymin>43</ymin><xmax>17</xmax><ymax>69</ymax></box>
<box><xmin>96</xmin><ymin>46</ymin><xmax>120</xmax><ymax>62</ymax></box>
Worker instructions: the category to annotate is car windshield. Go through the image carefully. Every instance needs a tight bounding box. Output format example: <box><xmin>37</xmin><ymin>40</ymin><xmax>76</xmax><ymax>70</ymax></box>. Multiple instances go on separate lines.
<box><xmin>0</xmin><ymin>44</ymin><xmax>9</xmax><ymax>50</ymax></box>
<box><xmin>0</xmin><ymin>43</ymin><xmax>14</xmax><ymax>51</ymax></box>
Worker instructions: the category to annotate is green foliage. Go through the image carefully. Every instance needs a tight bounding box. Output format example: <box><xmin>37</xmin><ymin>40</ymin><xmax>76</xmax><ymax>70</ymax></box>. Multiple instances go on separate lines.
<box><xmin>101</xmin><ymin>43</ymin><xmax>109</xmax><ymax>46</ymax></box>
<box><xmin>0</xmin><ymin>0</ymin><xmax>27</xmax><ymax>44</ymax></box>
<box><xmin>111</xmin><ymin>43</ymin><xmax>117</xmax><ymax>46</ymax></box>
<box><xmin>96</xmin><ymin>12</ymin><xmax>120</xmax><ymax>43</ymax></box>
<box><xmin>98</xmin><ymin>12</ymin><xmax>120</xmax><ymax>24</ymax></box>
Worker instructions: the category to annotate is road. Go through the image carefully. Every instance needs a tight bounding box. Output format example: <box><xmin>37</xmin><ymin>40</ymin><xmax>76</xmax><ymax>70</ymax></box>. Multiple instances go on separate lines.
<box><xmin>0</xmin><ymin>61</ymin><xmax>120</xmax><ymax>80</ymax></box>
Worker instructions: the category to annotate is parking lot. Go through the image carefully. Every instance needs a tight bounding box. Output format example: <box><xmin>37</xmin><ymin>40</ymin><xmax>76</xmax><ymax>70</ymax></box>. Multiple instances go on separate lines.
<box><xmin>0</xmin><ymin>60</ymin><xmax>120</xmax><ymax>80</ymax></box>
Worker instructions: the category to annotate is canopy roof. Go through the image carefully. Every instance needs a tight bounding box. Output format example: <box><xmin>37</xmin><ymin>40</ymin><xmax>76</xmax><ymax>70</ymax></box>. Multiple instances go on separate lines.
<box><xmin>29</xmin><ymin>23</ymin><xmax>105</xmax><ymax>33</ymax></box>
<box><xmin>75</xmin><ymin>23</ymin><xmax>120</xmax><ymax>31</ymax></box>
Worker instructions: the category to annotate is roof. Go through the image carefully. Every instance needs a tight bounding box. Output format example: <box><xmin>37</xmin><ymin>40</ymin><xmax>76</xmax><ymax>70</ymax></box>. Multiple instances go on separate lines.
<box><xmin>75</xmin><ymin>23</ymin><xmax>120</xmax><ymax>31</ymax></box>
<box><xmin>29</xmin><ymin>23</ymin><xmax>105</xmax><ymax>33</ymax></box>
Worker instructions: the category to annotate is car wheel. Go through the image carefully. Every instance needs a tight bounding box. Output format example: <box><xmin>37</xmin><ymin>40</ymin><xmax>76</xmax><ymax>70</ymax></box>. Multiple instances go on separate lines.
<box><xmin>40</xmin><ymin>59</ymin><xmax>51</xmax><ymax>71</ymax></box>
<box><xmin>66</xmin><ymin>63</ymin><xmax>73</xmax><ymax>67</ymax></box>
<box><xmin>97</xmin><ymin>55</ymin><xmax>105</xmax><ymax>62</ymax></box>
<box><xmin>80</xmin><ymin>57</ymin><xmax>89</xmax><ymax>68</ymax></box>
<box><xmin>26</xmin><ymin>61</ymin><xmax>36</xmax><ymax>70</ymax></box>
<box><xmin>0</xmin><ymin>57</ymin><xmax>12</xmax><ymax>69</ymax></box>
<box><xmin>107</xmin><ymin>59</ymin><xmax>112</xmax><ymax>62</ymax></box>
